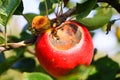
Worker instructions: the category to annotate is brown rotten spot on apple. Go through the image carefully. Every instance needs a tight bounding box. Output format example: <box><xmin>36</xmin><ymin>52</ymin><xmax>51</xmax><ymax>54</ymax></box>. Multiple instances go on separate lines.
<box><xmin>50</xmin><ymin>23</ymin><xmax>82</xmax><ymax>50</ymax></box>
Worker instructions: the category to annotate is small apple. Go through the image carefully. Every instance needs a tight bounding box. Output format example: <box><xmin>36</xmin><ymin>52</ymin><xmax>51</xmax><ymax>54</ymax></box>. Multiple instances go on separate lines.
<box><xmin>35</xmin><ymin>20</ymin><xmax>94</xmax><ymax>78</ymax></box>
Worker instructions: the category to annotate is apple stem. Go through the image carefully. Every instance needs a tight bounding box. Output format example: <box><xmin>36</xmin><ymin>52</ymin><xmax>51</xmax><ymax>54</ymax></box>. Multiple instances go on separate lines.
<box><xmin>51</xmin><ymin>23</ymin><xmax>61</xmax><ymax>40</ymax></box>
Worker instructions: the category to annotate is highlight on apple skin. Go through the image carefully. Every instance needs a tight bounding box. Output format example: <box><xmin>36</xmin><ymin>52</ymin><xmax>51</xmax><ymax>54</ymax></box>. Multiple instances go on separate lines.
<box><xmin>35</xmin><ymin>20</ymin><xmax>94</xmax><ymax>78</ymax></box>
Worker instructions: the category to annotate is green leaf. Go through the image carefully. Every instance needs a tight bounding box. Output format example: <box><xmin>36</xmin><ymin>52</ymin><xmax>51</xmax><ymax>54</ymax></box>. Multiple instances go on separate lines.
<box><xmin>12</xmin><ymin>58</ymin><xmax>35</xmax><ymax>72</ymax></box>
<box><xmin>39</xmin><ymin>0</ymin><xmax>55</xmax><ymax>15</ymax></box>
<box><xmin>23</xmin><ymin>13</ymin><xmax>38</xmax><ymax>26</ymax></box>
<box><xmin>88</xmin><ymin>56</ymin><xmax>119</xmax><ymax>80</ymax></box>
<box><xmin>14</xmin><ymin>0</ymin><xmax>23</xmax><ymax>15</ymax></box>
<box><xmin>14</xmin><ymin>47</ymin><xmax>26</xmax><ymax>57</ymax></box>
<box><xmin>76</xmin><ymin>0</ymin><xmax>97</xmax><ymax>20</ymax></box>
<box><xmin>0</xmin><ymin>36</ymin><xmax>5</xmax><ymax>44</ymax></box>
<box><xmin>50</xmin><ymin>0</ymin><xmax>60</xmax><ymax>3</ymax></box>
<box><xmin>79</xmin><ymin>8</ymin><xmax>112</xmax><ymax>30</ymax></box>
<box><xmin>23</xmin><ymin>72</ymin><xmax>53</xmax><ymax>80</ymax></box>
<box><xmin>20</xmin><ymin>24</ymin><xmax>32</xmax><ymax>40</ymax></box>
<box><xmin>8</xmin><ymin>35</ymin><xmax>21</xmax><ymax>42</ymax></box>
<box><xmin>59</xmin><ymin>65</ymin><xmax>97</xmax><ymax>80</ymax></box>
<box><xmin>35</xmin><ymin>65</ymin><xmax>48</xmax><ymax>74</ymax></box>
<box><xmin>0</xmin><ymin>0</ymin><xmax>21</xmax><ymax>27</ymax></box>
<box><xmin>0</xmin><ymin>56</ymin><xmax>19</xmax><ymax>75</ymax></box>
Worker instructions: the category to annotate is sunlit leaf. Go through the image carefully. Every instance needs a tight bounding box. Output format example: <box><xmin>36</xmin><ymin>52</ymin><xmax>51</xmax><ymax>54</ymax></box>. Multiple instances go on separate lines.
<box><xmin>0</xmin><ymin>36</ymin><xmax>5</xmax><ymax>44</ymax></box>
<box><xmin>23</xmin><ymin>72</ymin><xmax>53</xmax><ymax>80</ymax></box>
<box><xmin>0</xmin><ymin>0</ymin><xmax>21</xmax><ymax>27</ymax></box>
<box><xmin>76</xmin><ymin>0</ymin><xmax>96</xmax><ymax>20</ymax></box>
<box><xmin>59</xmin><ymin>65</ymin><xmax>97</xmax><ymax>80</ymax></box>
<box><xmin>79</xmin><ymin>8</ymin><xmax>112</xmax><ymax>30</ymax></box>
<box><xmin>0</xmin><ymin>69</ymin><xmax>22</xmax><ymax>80</ymax></box>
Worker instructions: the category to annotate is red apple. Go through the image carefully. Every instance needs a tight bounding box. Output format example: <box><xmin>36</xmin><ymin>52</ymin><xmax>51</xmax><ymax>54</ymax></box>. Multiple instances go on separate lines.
<box><xmin>35</xmin><ymin>20</ymin><xmax>94</xmax><ymax>78</ymax></box>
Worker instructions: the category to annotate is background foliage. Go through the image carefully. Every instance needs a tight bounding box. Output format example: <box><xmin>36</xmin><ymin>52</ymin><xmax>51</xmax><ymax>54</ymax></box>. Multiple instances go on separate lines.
<box><xmin>0</xmin><ymin>0</ymin><xmax>120</xmax><ymax>80</ymax></box>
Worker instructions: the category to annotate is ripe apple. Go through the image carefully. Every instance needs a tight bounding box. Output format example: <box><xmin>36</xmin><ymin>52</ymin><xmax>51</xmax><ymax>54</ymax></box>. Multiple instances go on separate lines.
<box><xmin>35</xmin><ymin>20</ymin><xmax>94</xmax><ymax>78</ymax></box>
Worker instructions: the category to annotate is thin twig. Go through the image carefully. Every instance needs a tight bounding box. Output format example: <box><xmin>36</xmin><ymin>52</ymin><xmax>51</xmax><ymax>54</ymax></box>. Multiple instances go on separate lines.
<box><xmin>44</xmin><ymin>0</ymin><xmax>48</xmax><ymax>18</ymax></box>
<box><xmin>26</xmin><ymin>48</ymin><xmax>35</xmax><ymax>55</ymax></box>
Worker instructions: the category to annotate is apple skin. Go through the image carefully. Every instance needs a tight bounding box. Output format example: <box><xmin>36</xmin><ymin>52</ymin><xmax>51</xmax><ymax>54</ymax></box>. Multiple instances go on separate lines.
<box><xmin>35</xmin><ymin>20</ymin><xmax>94</xmax><ymax>78</ymax></box>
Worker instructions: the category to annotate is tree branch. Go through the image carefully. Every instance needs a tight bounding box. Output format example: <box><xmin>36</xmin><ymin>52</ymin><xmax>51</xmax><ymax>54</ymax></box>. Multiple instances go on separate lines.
<box><xmin>0</xmin><ymin>35</ymin><xmax>37</xmax><ymax>52</ymax></box>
